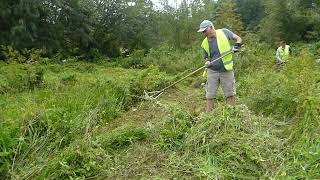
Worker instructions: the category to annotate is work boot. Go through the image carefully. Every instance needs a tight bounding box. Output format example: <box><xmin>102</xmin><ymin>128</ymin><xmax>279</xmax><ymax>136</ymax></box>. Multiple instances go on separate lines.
<box><xmin>226</xmin><ymin>96</ymin><xmax>236</xmax><ymax>106</ymax></box>
<box><xmin>206</xmin><ymin>99</ymin><xmax>214</xmax><ymax>112</ymax></box>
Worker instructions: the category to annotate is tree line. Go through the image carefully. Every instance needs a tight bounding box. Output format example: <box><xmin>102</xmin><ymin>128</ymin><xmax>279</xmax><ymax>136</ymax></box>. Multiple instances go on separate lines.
<box><xmin>0</xmin><ymin>0</ymin><xmax>319</xmax><ymax>59</ymax></box>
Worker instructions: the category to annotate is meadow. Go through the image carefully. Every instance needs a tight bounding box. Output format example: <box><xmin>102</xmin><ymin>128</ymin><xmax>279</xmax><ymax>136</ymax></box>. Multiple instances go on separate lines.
<box><xmin>0</xmin><ymin>41</ymin><xmax>319</xmax><ymax>179</ymax></box>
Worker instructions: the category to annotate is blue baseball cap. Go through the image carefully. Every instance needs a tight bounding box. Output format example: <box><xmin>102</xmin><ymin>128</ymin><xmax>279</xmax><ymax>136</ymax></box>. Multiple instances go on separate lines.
<box><xmin>197</xmin><ymin>20</ymin><xmax>213</xmax><ymax>32</ymax></box>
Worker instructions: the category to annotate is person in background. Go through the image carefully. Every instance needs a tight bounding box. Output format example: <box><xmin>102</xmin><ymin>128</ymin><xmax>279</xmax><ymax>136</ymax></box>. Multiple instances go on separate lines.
<box><xmin>276</xmin><ymin>40</ymin><xmax>291</xmax><ymax>65</ymax></box>
<box><xmin>197</xmin><ymin>20</ymin><xmax>242</xmax><ymax>112</ymax></box>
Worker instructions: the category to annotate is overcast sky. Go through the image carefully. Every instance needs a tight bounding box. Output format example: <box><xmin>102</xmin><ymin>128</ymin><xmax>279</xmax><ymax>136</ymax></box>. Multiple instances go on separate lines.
<box><xmin>152</xmin><ymin>0</ymin><xmax>183</xmax><ymax>9</ymax></box>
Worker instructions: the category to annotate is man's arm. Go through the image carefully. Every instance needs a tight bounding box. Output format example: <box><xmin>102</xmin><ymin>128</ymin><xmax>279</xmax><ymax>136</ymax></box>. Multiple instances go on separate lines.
<box><xmin>202</xmin><ymin>48</ymin><xmax>212</xmax><ymax>67</ymax></box>
<box><xmin>222</xmin><ymin>28</ymin><xmax>242</xmax><ymax>44</ymax></box>
<box><xmin>232</xmin><ymin>33</ymin><xmax>242</xmax><ymax>44</ymax></box>
<box><xmin>202</xmin><ymin>48</ymin><xmax>210</xmax><ymax>61</ymax></box>
<box><xmin>276</xmin><ymin>49</ymin><xmax>282</xmax><ymax>63</ymax></box>
<box><xmin>223</xmin><ymin>29</ymin><xmax>242</xmax><ymax>52</ymax></box>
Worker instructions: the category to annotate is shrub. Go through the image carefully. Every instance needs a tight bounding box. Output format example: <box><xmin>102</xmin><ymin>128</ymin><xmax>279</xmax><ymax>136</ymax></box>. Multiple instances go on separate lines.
<box><xmin>60</xmin><ymin>74</ymin><xmax>77</xmax><ymax>85</ymax></box>
<box><xmin>0</xmin><ymin>64</ymin><xmax>44</xmax><ymax>93</ymax></box>
<box><xmin>119</xmin><ymin>49</ymin><xmax>146</xmax><ymax>68</ymax></box>
<box><xmin>0</xmin><ymin>46</ymin><xmax>48</xmax><ymax>64</ymax></box>
<box><xmin>86</xmin><ymin>48</ymin><xmax>106</xmax><ymax>63</ymax></box>
<box><xmin>0</xmin><ymin>46</ymin><xmax>25</xmax><ymax>63</ymax></box>
<box><xmin>143</xmin><ymin>44</ymin><xmax>202</xmax><ymax>74</ymax></box>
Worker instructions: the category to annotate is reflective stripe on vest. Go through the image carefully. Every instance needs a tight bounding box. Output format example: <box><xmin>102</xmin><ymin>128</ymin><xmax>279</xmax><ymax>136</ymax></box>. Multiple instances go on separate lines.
<box><xmin>201</xmin><ymin>29</ymin><xmax>233</xmax><ymax>71</ymax></box>
<box><xmin>278</xmin><ymin>45</ymin><xmax>290</xmax><ymax>61</ymax></box>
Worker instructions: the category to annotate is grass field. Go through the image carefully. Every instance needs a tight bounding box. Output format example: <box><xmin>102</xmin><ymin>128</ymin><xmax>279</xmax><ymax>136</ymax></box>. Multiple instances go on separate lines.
<box><xmin>1</xmin><ymin>43</ymin><xmax>319</xmax><ymax>179</ymax></box>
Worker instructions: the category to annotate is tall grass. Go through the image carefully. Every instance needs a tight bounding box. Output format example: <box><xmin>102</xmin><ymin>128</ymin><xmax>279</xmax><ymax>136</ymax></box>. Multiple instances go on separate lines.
<box><xmin>236</xmin><ymin>43</ymin><xmax>320</xmax><ymax>178</ymax></box>
<box><xmin>0</xmin><ymin>62</ymin><xmax>171</xmax><ymax>178</ymax></box>
<box><xmin>1</xmin><ymin>42</ymin><xmax>319</xmax><ymax>179</ymax></box>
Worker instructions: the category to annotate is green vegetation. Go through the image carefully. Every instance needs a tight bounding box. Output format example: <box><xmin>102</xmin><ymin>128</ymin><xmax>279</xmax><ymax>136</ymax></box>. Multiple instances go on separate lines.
<box><xmin>1</xmin><ymin>0</ymin><xmax>319</xmax><ymax>58</ymax></box>
<box><xmin>1</xmin><ymin>0</ymin><xmax>320</xmax><ymax>179</ymax></box>
<box><xmin>1</xmin><ymin>41</ymin><xmax>319</xmax><ymax>179</ymax></box>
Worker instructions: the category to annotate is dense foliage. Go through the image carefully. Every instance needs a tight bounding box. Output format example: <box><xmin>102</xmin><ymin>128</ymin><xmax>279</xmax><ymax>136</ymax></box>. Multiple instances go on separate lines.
<box><xmin>1</xmin><ymin>0</ymin><xmax>319</xmax><ymax>59</ymax></box>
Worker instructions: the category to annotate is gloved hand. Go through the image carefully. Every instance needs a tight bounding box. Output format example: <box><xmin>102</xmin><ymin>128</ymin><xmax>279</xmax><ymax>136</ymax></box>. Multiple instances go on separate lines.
<box><xmin>205</xmin><ymin>61</ymin><xmax>211</xmax><ymax>67</ymax></box>
<box><xmin>232</xmin><ymin>43</ymin><xmax>241</xmax><ymax>53</ymax></box>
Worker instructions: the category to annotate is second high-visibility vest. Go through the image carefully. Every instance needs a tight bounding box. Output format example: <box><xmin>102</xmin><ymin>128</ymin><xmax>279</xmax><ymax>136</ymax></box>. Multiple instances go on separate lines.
<box><xmin>201</xmin><ymin>29</ymin><xmax>233</xmax><ymax>71</ymax></box>
<box><xmin>278</xmin><ymin>45</ymin><xmax>290</xmax><ymax>61</ymax></box>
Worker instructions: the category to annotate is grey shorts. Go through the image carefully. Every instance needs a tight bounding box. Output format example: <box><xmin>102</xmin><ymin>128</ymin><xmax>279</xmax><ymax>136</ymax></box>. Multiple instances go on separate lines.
<box><xmin>206</xmin><ymin>69</ymin><xmax>236</xmax><ymax>99</ymax></box>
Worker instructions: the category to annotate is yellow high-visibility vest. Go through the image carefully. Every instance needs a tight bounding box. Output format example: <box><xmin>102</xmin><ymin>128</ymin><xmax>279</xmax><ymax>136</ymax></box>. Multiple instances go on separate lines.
<box><xmin>201</xmin><ymin>29</ymin><xmax>233</xmax><ymax>71</ymax></box>
<box><xmin>278</xmin><ymin>45</ymin><xmax>290</xmax><ymax>61</ymax></box>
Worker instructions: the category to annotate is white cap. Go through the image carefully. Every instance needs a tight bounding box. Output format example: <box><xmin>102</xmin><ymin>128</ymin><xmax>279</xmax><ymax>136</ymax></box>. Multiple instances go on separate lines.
<box><xmin>197</xmin><ymin>20</ymin><xmax>213</xmax><ymax>32</ymax></box>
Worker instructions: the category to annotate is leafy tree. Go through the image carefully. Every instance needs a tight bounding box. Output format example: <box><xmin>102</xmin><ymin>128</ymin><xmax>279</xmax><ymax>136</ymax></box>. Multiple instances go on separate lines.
<box><xmin>215</xmin><ymin>0</ymin><xmax>244</xmax><ymax>34</ymax></box>
<box><xmin>258</xmin><ymin>0</ymin><xmax>288</xmax><ymax>45</ymax></box>
<box><xmin>259</xmin><ymin>0</ymin><xmax>320</xmax><ymax>43</ymax></box>
<box><xmin>0</xmin><ymin>0</ymin><xmax>96</xmax><ymax>55</ymax></box>
<box><xmin>174</xmin><ymin>0</ymin><xmax>192</xmax><ymax>49</ymax></box>
<box><xmin>90</xmin><ymin>0</ymin><xmax>127</xmax><ymax>57</ymax></box>
<box><xmin>235</xmin><ymin>0</ymin><xmax>264</xmax><ymax>30</ymax></box>
<box><xmin>56</xmin><ymin>0</ymin><xmax>95</xmax><ymax>54</ymax></box>
<box><xmin>0</xmin><ymin>0</ymin><xmax>43</xmax><ymax>48</ymax></box>
<box><xmin>202</xmin><ymin>0</ymin><xmax>216</xmax><ymax>21</ymax></box>
<box><xmin>156</xmin><ymin>0</ymin><xmax>179</xmax><ymax>47</ymax></box>
<box><xmin>121</xmin><ymin>0</ymin><xmax>159</xmax><ymax>52</ymax></box>
<box><xmin>286</xmin><ymin>0</ymin><xmax>320</xmax><ymax>41</ymax></box>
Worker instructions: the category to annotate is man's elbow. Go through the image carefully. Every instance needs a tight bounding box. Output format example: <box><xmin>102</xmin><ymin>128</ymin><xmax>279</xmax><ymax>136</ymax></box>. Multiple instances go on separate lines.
<box><xmin>235</xmin><ymin>35</ymin><xmax>242</xmax><ymax>43</ymax></box>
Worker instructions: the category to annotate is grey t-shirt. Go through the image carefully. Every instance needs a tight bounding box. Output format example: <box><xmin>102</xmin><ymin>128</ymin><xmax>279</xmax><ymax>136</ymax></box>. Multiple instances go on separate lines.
<box><xmin>202</xmin><ymin>28</ymin><xmax>235</xmax><ymax>72</ymax></box>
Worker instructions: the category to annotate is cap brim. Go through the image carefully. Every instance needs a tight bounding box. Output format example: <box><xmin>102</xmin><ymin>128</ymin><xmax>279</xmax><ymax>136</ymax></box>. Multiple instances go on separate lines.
<box><xmin>197</xmin><ymin>28</ymin><xmax>206</xmax><ymax>32</ymax></box>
